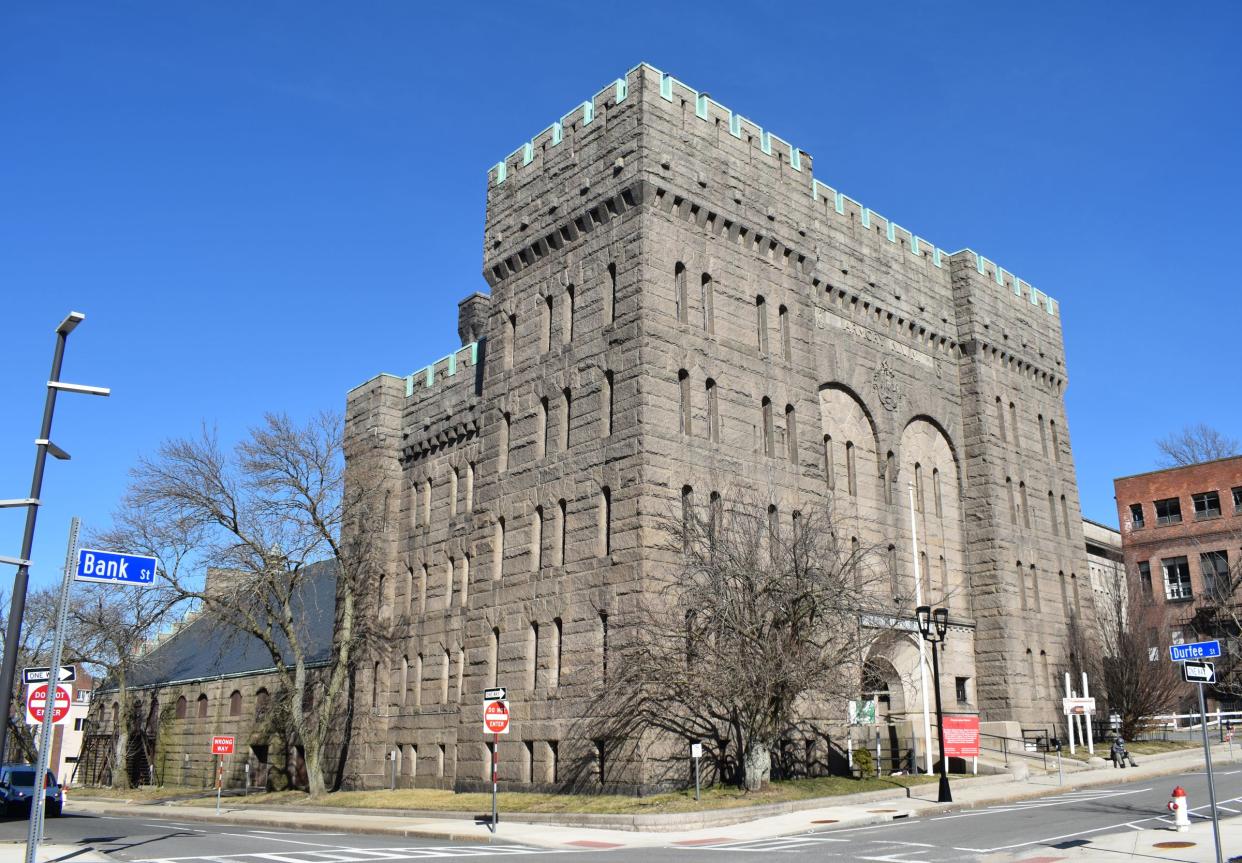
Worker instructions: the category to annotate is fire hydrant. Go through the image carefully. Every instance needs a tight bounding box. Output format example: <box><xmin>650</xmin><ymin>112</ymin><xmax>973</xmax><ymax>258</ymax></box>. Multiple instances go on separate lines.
<box><xmin>1168</xmin><ymin>785</ymin><xmax>1190</xmax><ymax>832</ymax></box>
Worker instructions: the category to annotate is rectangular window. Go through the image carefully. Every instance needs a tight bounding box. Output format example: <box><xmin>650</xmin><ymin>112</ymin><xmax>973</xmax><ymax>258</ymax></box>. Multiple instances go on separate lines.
<box><xmin>1129</xmin><ymin>503</ymin><xmax>1144</xmax><ymax>530</ymax></box>
<box><xmin>1201</xmin><ymin>550</ymin><xmax>1230</xmax><ymax>600</ymax></box>
<box><xmin>1162</xmin><ymin>556</ymin><xmax>1192</xmax><ymax>600</ymax></box>
<box><xmin>955</xmin><ymin>677</ymin><xmax>969</xmax><ymax>704</ymax></box>
<box><xmin>1154</xmin><ymin>497</ymin><xmax>1182</xmax><ymax>526</ymax></box>
<box><xmin>1233</xmin><ymin>486</ymin><xmax>1242</xmax><ymax>513</ymax></box>
<box><xmin>1193</xmin><ymin>490</ymin><xmax>1221</xmax><ymax>520</ymax></box>
<box><xmin>1138</xmin><ymin>561</ymin><xmax>1153</xmax><ymax>599</ymax></box>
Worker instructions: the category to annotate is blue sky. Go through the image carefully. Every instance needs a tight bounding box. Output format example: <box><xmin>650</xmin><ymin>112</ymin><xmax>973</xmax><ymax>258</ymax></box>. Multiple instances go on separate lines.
<box><xmin>3</xmin><ymin>2</ymin><xmax>1239</xmax><ymax>592</ymax></box>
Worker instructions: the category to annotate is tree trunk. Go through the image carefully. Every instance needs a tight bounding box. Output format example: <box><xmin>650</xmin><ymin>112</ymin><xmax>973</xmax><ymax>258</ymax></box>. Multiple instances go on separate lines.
<box><xmin>304</xmin><ymin>738</ymin><xmax>327</xmax><ymax>798</ymax></box>
<box><xmin>113</xmin><ymin>679</ymin><xmax>132</xmax><ymax>790</ymax></box>
<box><xmin>743</xmin><ymin>741</ymin><xmax>771</xmax><ymax>792</ymax></box>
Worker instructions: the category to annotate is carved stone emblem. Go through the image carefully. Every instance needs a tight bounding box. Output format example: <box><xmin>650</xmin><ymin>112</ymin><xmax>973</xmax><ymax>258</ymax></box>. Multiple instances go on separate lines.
<box><xmin>872</xmin><ymin>359</ymin><xmax>900</xmax><ymax>412</ymax></box>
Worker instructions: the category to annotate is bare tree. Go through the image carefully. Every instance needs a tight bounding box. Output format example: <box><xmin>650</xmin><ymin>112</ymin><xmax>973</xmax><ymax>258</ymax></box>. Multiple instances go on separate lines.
<box><xmin>101</xmin><ymin>412</ymin><xmax>385</xmax><ymax>797</ymax></box>
<box><xmin>67</xmin><ymin>582</ymin><xmax>182</xmax><ymax>788</ymax></box>
<box><xmin>597</xmin><ymin>490</ymin><xmax>896</xmax><ymax>791</ymax></box>
<box><xmin>1156</xmin><ymin>424</ymin><xmax>1240</xmax><ymax>467</ymax></box>
<box><xmin>1070</xmin><ymin>566</ymin><xmax>1181</xmax><ymax>740</ymax></box>
<box><xmin>1182</xmin><ymin>535</ymin><xmax>1242</xmax><ymax>704</ymax></box>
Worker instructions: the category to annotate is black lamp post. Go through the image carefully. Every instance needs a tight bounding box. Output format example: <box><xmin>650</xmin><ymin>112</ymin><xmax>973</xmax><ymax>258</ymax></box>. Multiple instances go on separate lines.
<box><xmin>916</xmin><ymin>604</ymin><xmax>952</xmax><ymax>803</ymax></box>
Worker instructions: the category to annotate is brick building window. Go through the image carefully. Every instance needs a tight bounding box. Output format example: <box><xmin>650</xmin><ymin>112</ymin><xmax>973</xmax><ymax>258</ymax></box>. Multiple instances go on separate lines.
<box><xmin>541</xmin><ymin>294</ymin><xmax>553</xmax><ymax>352</ymax></box>
<box><xmin>537</xmin><ymin>397</ymin><xmax>548</xmax><ymax>459</ymax></box>
<box><xmin>779</xmin><ymin>304</ymin><xmax>791</xmax><ymax>362</ymax></box>
<box><xmin>701</xmin><ymin>273</ymin><xmax>714</xmax><ymax>334</ymax></box>
<box><xmin>1155</xmin><ymin>497</ymin><xmax>1182</xmax><ymax>525</ymax></box>
<box><xmin>1162</xmin><ymin>556</ymin><xmax>1192</xmax><ymax>600</ymax></box>
<box><xmin>705</xmin><ymin>379</ymin><xmax>719</xmax><ymax>443</ymax></box>
<box><xmin>755</xmin><ymin>296</ymin><xmax>769</xmax><ymax>354</ymax></box>
<box><xmin>607</xmin><ymin>262</ymin><xmax>617</xmax><ymax>325</ymax></box>
<box><xmin>678</xmin><ymin>370</ymin><xmax>692</xmax><ymax>436</ymax></box>
<box><xmin>531</xmin><ymin>508</ymin><xmax>543</xmax><ymax>572</ymax></box>
<box><xmin>1129</xmin><ymin>503</ymin><xmax>1145</xmax><ymax>529</ymax></box>
<box><xmin>549</xmin><ymin>498</ymin><xmax>564</xmax><ymax>566</ymax></box>
<box><xmin>599</xmin><ymin>486</ymin><xmax>612</xmax><ymax>556</ymax></box>
<box><xmin>1137</xmin><ymin>561</ymin><xmax>1153</xmax><ymax>599</ymax></box>
<box><xmin>1193</xmin><ymin>491</ymin><xmax>1221</xmax><ymax>520</ymax></box>
<box><xmin>675</xmin><ymin>263</ymin><xmax>688</xmax><ymax>323</ymax></box>
<box><xmin>1201</xmin><ymin>551</ymin><xmax>1230</xmax><ymax>599</ymax></box>
<box><xmin>1233</xmin><ymin>487</ymin><xmax>1242</xmax><ymax>513</ymax></box>
<box><xmin>603</xmin><ymin>371</ymin><xmax>614</xmax><ymax>437</ymax></box>
<box><xmin>761</xmin><ymin>398</ymin><xmax>774</xmax><ymax>457</ymax></box>
<box><xmin>785</xmin><ymin>404</ymin><xmax>798</xmax><ymax>465</ymax></box>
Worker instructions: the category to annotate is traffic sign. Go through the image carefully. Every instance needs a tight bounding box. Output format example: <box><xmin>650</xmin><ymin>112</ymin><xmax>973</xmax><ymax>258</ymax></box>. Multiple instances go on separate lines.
<box><xmin>212</xmin><ymin>736</ymin><xmax>235</xmax><ymax>755</ymax></box>
<box><xmin>1170</xmin><ymin>640</ymin><xmax>1221</xmax><ymax>662</ymax></box>
<box><xmin>76</xmin><ymin>548</ymin><xmax>159</xmax><ymax>586</ymax></box>
<box><xmin>25</xmin><ymin>683</ymin><xmax>71</xmax><ymax>725</ymax></box>
<box><xmin>1183</xmin><ymin>660</ymin><xmax>1217</xmax><ymax>684</ymax></box>
<box><xmin>848</xmin><ymin>699</ymin><xmax>877</xmax><ymax>725</ymax></box>
<box><xmin>22</xmin><ymin>665</ymin><xmax>76</xmax><ymax>684</ymax></box>
<box><xmin>943</xmin><ymin>715</ymin><xmax>980</xmax><ymax>758</ymax></box>
<box><xmin>1062</xmin><ymin>696</ymin><xmax>1097</xmax><ymax>716</ymax></box>
<box><xmin>483</xmin><ymin>687</ymin><xmax>507</xmax><ymax>701</ymax></box>
<box><xmin>483</xmin><ymin>699</ymin><xmax>510</xmax><ymax>734</ymax></box>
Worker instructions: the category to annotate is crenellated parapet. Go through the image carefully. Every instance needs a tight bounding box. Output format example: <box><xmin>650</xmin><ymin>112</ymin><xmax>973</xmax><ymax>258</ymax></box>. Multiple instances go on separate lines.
<box><xmin>486</xmin><ymin>62</ymin><xmax>1058</xmax><ymax>320</ymax></box>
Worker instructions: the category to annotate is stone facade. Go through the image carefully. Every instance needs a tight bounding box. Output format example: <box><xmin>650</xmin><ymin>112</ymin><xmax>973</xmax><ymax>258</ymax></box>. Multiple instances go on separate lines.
<box><xmin>344</xmin><ymin>63</ymin><xmax>1096</xmax><ymax>792</ymax></box>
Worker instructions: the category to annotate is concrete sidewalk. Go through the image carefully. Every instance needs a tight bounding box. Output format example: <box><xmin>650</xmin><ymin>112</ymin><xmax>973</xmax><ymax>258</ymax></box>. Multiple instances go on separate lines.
<box><xmin>56</xmin><ymin>742</ymin><xmax>1240</xmax><ymax>853</ymax></box>
<box><xmin>1040</xmin><ymin>815</ymin><xmax>1242</xmax><ymax>862</ymax></box>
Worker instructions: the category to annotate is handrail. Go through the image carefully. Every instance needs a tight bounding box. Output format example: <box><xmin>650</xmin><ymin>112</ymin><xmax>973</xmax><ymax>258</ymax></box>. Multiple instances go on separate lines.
<box><xmin>978</xmin><ymin>731</ymin><xmax>1049</xmax><ymax>772</ymax></box>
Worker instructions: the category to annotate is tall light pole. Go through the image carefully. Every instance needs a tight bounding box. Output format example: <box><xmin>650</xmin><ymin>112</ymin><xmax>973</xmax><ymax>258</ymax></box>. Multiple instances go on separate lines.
<box><xmin>0</xmin><ymin>312</ymin><xmax>109</xmax><ymax>766</ymax></box>
<box><xmin>916</xmin><ymin>604</ymin><xmax>952</xmax><ymax>803</ymax></box>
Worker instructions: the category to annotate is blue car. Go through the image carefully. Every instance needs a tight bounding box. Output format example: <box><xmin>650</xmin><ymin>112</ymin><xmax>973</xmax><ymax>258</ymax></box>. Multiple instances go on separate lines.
<box><xmin>0</xmin><ymin>764</ymin><xmax>63</xmax><ymax>817</ymax></box>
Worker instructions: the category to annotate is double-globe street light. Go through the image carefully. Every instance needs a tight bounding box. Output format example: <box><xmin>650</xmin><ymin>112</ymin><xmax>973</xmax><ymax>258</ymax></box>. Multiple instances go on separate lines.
<box><xmin>916</xmin><ymin>604</ymin><xmax>953</xmax><ymax>803</ymax></box>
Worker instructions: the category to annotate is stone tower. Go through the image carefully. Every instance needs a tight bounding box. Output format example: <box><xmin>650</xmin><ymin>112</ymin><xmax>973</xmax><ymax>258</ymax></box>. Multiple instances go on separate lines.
<box><xmin>344</xmin><ymin>63</ymin><xmax>1095</xmax><ymax>792</ymax></box>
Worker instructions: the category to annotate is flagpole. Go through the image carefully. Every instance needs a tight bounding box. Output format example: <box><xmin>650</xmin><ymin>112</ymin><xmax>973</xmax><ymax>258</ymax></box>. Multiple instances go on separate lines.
<box><xmin>910</xmin><ymin>483</ymin><xmax>934</xmax><ymax>775</ymax></box>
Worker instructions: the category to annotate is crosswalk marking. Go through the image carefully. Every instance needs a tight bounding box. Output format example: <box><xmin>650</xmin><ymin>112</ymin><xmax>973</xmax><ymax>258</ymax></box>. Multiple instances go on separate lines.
<box><xmin>135</xmin><ymin>847</ymin><xmax>559</xmax><ymax>863</ymax></box>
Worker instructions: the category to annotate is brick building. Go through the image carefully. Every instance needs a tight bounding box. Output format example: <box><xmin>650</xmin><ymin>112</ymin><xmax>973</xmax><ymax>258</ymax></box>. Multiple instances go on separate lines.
<box><xmin>1114</xmin><ymin>456</ymin><xmax>1242</xmax><ymax>643</ymax></box>
<box><xmin>344</xmin><ymin>63</ymin><xmax>1096</xmax><ymax>793</ymax></box>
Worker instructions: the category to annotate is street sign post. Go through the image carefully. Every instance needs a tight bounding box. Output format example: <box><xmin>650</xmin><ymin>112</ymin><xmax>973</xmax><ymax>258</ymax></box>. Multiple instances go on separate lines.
<box><xmin>1061</xmin><ymin>696</ymin><xmax>1096</xmax><ymax>716</ymax></box>
<box><xmin>75</xmin><ymin>548</ymin><xmax>158</xmax><ymax>586</ymax></box>
<box><xmin>942</xmin><ymin>715</ymin><xmax>980</xmax><ymax>758</ymax></box>
<box><xmin>1173</xmin><ymin>650</ymin><xmax>1224</xmax><ymax>863</ymax></box>
<box><xmin>212</xmin><ymin>736</ymin><xmax>234</xmax><ymax>814</ymax></box>
<box><xmin>1170</xmin><ymin>640</ymin><xmax>1222</xmax><ymax>662</ymax></box>
<box><xmin>482</xmin><ymin>696</ymin><xmax>510</xmax><ymax>833</ymax></box>
<box><xmin>691</xmin><ymin>742</ymin><xmax>702</xmax><ymax>801</ymax></box>
<box><xmin>22</xmin><ymin>666</ymin><xmax>75</xmax><ymax>684</ymax></box>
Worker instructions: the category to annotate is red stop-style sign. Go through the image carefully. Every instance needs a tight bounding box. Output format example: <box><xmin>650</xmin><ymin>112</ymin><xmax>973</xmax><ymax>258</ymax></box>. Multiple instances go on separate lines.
<box><xmin>483</xmin><ymin>699</ymin><xmax>510</xmax><ymax>734</ymax></box>
<box><xmin>212</xmin><ymin>736</ymin><xmax>235</xmax><ymax>755</ymax></box>
<box><xmin>26</xmin><ymin>683</ymin><xmax>71</xmax><ymax>725</ymax></box>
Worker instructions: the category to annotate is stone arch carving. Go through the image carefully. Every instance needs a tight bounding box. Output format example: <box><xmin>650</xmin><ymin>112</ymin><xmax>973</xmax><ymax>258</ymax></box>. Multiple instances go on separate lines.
<box><xmin>897</xmin><ymin>417</ymin><xmax>965</xmax><ymax>608</ymax></box>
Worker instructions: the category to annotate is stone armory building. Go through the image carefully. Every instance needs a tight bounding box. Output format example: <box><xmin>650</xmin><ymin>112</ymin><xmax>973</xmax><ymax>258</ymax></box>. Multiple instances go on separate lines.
<box><xmin>343</xmin><ymin>64</ymin><xmax>1097</xmax><ymax>793</ymax></box>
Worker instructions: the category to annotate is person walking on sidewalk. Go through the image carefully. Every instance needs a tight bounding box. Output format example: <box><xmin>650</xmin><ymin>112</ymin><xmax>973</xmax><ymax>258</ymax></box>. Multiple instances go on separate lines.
<box><xmin>1110</xmin><ymin>736</ymin><xmax>1138</xmax><ymax>768</ymax></box>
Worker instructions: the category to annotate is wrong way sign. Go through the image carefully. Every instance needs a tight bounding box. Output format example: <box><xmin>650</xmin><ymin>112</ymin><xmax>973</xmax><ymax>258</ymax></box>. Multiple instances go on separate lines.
<box><xmin>25</xmin><ymin>683</ymin><xmax>72</xmax><ymax>726</ymax></box>
<box><xmin>483</xmin><ymin>699</ymin><xmax>510</xmax><ymax>734</ymax></box>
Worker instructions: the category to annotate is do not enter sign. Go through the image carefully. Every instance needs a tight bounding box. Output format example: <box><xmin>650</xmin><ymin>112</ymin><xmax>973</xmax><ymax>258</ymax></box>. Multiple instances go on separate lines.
<box><xmin>483</xmin><ymin>699</ymin><xmax>510</xmax><ymax>734</ymax></box>
<box><xmin>212</xmin><ymin>736</ymin><xmax>235</xmax><ymax>755</ymax></box>
<box><xmin>25</xmin><ymin>683</ymin><xmax>71</xmax><ymax>726</ymax></box>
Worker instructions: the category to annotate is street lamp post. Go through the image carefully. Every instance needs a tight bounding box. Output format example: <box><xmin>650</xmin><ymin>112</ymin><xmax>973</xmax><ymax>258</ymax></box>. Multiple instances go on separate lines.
<box><xmin>0</xmin><ymin>312</ymin><xmax>109</xmax><ymax>766</ymax></box>
<box><xmin>916</xmin><ymin>604</ymin><xmax>953</xmax><ymax>803</ymax></box>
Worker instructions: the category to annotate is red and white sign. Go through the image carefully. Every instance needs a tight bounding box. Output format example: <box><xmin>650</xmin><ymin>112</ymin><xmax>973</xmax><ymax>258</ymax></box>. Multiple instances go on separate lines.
<box><xmin>483</xmin><ymin>699</ymin><xmax>510</xmax><ymax>735</ymax></box>
<box><xmin>212</xmin><ymin>736</ymin><xmax>235</xmax><ymax>755</ymax></box>
<box><xmin>942</xmin><ymin>714</ymin><xmax>980</xmax><ymax>758</ymax></box>
<box><xmin>25</xmin><ymin>683</ymin><xmax>72</xmax><ymax>726</ymax></box>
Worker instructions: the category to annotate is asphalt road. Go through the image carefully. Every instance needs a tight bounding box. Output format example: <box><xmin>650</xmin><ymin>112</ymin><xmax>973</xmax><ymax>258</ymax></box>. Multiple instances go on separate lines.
<box><xmin>0</xmin><ymin>766</ymin><xmax>1239</xmax><ymax>862</ymax></box>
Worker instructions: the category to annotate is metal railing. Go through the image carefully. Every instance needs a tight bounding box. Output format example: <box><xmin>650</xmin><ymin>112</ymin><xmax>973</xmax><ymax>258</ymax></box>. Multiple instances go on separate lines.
<box><xmin>978</xmin><ymin>731</ymin><xmax>1049</xmax><ymax>772</ymax></box>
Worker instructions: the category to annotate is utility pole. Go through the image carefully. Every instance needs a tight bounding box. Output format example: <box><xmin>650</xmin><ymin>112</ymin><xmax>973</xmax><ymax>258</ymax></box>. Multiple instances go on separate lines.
<box><xmin>0</xmin><ymin>312</ymin><xmax>109</xmax><ymax>766</ymax></box>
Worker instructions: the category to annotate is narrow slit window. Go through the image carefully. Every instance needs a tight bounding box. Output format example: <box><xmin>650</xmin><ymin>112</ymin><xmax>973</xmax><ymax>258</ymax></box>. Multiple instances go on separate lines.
<box><xmin>603</xmin><ymin>370</ymin><xmax>613</xmax><ymax>437</ymax></box>
<box><xmin>701</xmin><ymin>273</ymin><xmax>714</xmax><ymax>334</ymax></box>
<box><xmin>675</xmin><ymin>262</ymin><xmax>688</xmax><ymax>323</ymax></box>
<box><xmin>705</xmin><ymin>378</ymin><xmax>719</xmax><ymax>443</ymax></box>
<box><xmin>779</xmin><ymin>304</ymin><xmax>791</xmax><ymax>361</ymax></box>
<box><xmin>541</xmin><ymin>294</ymin><xmax>553</xmax><ymax>352</ymax></box>
<box><xmin>599</xmin><ymin>486</ymin><xmax>612</xmax><ymax>556</ymax></box>
<box><xmin>537</xmin><ymin>397</ymin><xmax>548</xmax><ymax>458</ymax></box>
<box><xmin>564</xmin><ymin>285</ymin><xmax>575</xmax><ymax>343</ymax></box>
<box><xmin>679</xmin><ymin>370</ymin><xmax>692</xmax><ymax>436</ymax></box>
<box><xmin>785</xmin><ymin>404</ymin><xmax>798</xmax><ymax>465</ymax></box>
<box><xmin>557</xmin><ymin>498</ymin><xmax>567</xmax><ymax>566</ymax></box>
<box><xmin>756</xmin><ymin>296</ymin><xmax>769</xmax><ymax>354</ymax></box>
<box><xmin>607</xmin><ymin>262</ymin><xmax>617</xmax><ymax>324</ymax></box>
<box><xmin>532</xmin><ymin>506</ymin><xmax>543</xmax><ymax>571</ymax></box>
<box><xmin>824</xmin><ymin>435</ymin><xmax>834</xmax><ymax>490</ymax></box>
<box><xmin>761</xmin><ymin>397</ymin><xmax>774</xmax><ymax>457</ymax></box>
<box><xmin>561</xmin><ymin>388</ymin><xmax>572</xmax><ymax>450</ymax></box>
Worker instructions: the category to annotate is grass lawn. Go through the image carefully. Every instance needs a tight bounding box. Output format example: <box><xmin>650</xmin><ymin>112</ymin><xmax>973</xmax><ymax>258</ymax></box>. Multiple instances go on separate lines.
<box><xmin>71</xmin><ymin>785</ymin><xmax>213</xmax><ymax>802</ymax></box>
<box><xmin>216</xmin><ymin>773</ymin><xmax>940</xmax><ymax>816</ymax></box>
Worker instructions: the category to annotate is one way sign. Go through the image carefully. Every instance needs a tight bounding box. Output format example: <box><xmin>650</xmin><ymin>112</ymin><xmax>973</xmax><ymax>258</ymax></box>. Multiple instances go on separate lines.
<box><xmin>22</xmin><ymin>666</ymin><xmax>76</xmax><ymax>684</ymax></box>
<box><xmin>1183</xmin><ymin>660</ymin><xmax>1216</xmax><ymax>684</ymax></box>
